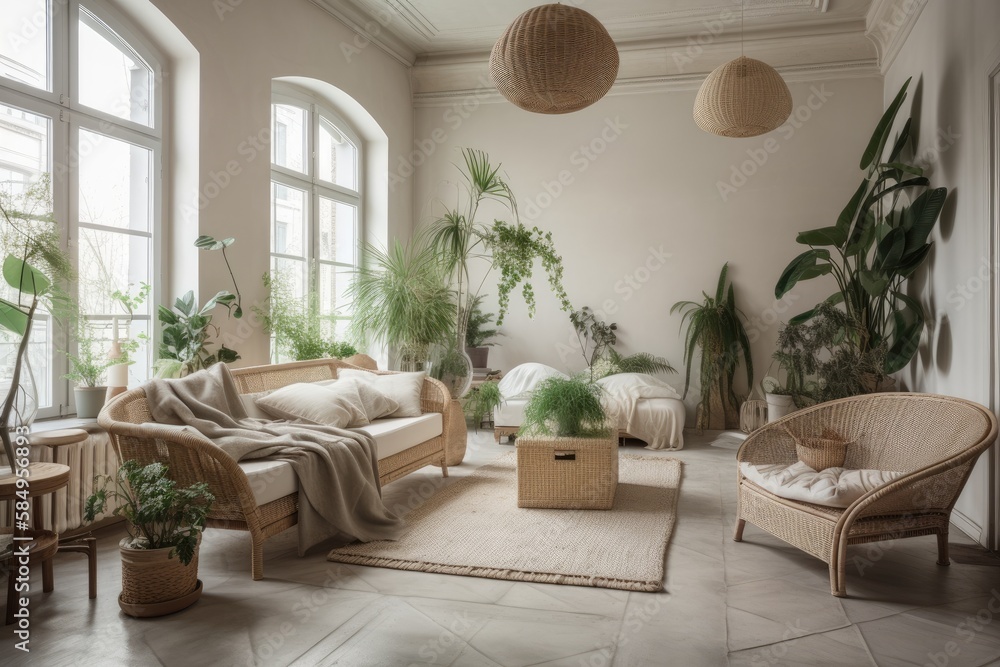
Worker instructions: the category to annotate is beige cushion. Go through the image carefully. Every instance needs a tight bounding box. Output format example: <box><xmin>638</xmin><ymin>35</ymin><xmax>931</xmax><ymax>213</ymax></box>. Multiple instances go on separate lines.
<box><xmin>337</xmin><ymin>369</ymin><xmax>425</xmax><ymax>418</ymax></box>
<box><xmin>254</xmin><ymin>382</ymin><xmax>363</xmax><ymax>427</ymax></box>
<box><xmin>317</xmin><ymin>378</ymin><xmax>398</xmax><ymax>420</ymax></box>
<box><xmin>350</xmin><ymin>413</ymin><xmax>443</xmax><ymax>460</ymax></box>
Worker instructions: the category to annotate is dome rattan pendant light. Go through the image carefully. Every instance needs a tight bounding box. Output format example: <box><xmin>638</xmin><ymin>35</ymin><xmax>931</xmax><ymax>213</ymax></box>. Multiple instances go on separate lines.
<box><xmin>489</xmin><ymin>4</ymin><xmax>619</xmax><ymax>115</ymax></box>
<box><xmin>693</xmin><ymin>1</ymin><xmax>792</xmax><ymax>138</ymax></box>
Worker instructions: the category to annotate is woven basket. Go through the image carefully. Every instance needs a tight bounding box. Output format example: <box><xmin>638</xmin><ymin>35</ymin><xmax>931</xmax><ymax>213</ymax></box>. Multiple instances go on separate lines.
<box><xmin>516</xmin><ymin>433</ymin><xmax>618</xmax><ymax>509</ymax></box>
<box><xmin>740</xmin><ymin>399</ymin><xmax>768</xmax><ymax>434</ymax></box>
<box><xmin>489</xmin><ymin>4</ymin><xmax>619</xmax><ymax>114</ymax></box>
<box><xmin>693</xmin><ymin>56</ymin><xmax>793</xmax><ymax>138</ymax></box>
<box><xmin>119</xmin><ymin>537</ymin><xmax>201</xmax><ymax>616</ymax></box>
<box><xmin>445</xmin><ymin>399</ymin><xmax>467</xmax><ymax>467</ymax></box>
<box><xmin>783</xmin><ymin>426</ymin><xmax>852</xmax><ymax>471</ymax></box>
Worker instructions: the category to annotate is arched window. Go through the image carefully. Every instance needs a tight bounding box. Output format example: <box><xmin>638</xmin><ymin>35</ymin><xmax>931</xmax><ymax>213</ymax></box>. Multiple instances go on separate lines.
<box><xmin>269</xmin><ymin>84</ymin><xmax>361</xmax><ymax>360</ymax></box>
<box><xmin>0</xmin><ymin>1</ymin><xmax>161</xmax><ymax>417</ymax></box>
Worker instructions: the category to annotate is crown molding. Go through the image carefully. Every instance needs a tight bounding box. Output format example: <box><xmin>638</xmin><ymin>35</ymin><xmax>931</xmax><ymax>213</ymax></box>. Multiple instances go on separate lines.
<box><xmin>411</xmin><ymin>23</ymin><xmax>878</xmax><ymax>104</ymax></box>
<box><xmin>308</xmin><ymin>0</ymin><xmax>417</xmax><ymax>66</ymax></box>
<box><xmin>865</xmin><ymin>0</ymin><xmax>927</xmax><ymax>74</ymax></box>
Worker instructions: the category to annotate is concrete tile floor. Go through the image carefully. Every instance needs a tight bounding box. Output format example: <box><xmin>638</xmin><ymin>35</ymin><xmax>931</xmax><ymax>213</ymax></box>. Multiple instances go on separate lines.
<box><xmin>3</xmin><ymin>430</ymin><xmax>1000</xmax><ymax>666</ymax></box>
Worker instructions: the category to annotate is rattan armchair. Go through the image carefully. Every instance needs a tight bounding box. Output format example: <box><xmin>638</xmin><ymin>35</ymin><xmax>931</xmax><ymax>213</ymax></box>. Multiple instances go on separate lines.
<box><xmin>98</xmin><ymin>358</ymin><xmax>452</xmax><ymax>580</ymax></box>
<box><xmin>734</xmin><ymin>393</ymin><xmax>996</xmax><ymax>597</ymax></box>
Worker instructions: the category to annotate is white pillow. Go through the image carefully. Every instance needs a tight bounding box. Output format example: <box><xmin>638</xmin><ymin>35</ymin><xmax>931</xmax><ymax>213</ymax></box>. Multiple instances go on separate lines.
<box><xmin>739</xmin><ymin>461</ymin><xmax>904</xmax><ymax>508</ymax></box>
<box><xmin>337</xmin><ymin>369</ymin><xmax>425</xmax><ymax>418</ymax></box>
<box><xmin>596</xmin><ymin>373</ymin><xmax>681</xmax><ymax>400</ymax></box>
<box><xmin>317</xmin><ymin>378</ymin><xmax>398</xmax><ymax>420</ymax></box>
<box><xmin>497</xmin><ymin>363</ymin><xmax>569</xmax><ymax>400</ymax></box>
<box><xmin>255</xmin><ymin>382</ymin><xmax>367</xmax><ymax>427</ymax></box>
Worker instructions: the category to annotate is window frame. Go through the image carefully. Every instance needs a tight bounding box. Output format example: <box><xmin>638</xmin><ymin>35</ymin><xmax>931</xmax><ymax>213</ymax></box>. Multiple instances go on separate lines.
<box><xmin>0</xmin><ymin>0</ymin><xmax>164</xmax><ymax>418</ymax></box>
<box><xmin>269</xmin><ymin>84</ymin><xmax>363</xmax><ymax>362</ymax></box>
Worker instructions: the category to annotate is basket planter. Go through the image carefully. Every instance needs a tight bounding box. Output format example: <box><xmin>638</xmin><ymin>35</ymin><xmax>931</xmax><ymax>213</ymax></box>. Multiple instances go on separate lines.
<box><xmin>118</xmin><ymin>537</ymin><xmax>202</xmax><ymax>617</ymax></box>
<box><xmin>516</xmin><ymin>433</ymin><xmax>618</xmax><ymax>509</ymax></box>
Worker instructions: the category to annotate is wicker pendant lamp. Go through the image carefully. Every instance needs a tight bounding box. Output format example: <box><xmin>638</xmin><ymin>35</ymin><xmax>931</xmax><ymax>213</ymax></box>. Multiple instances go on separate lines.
<box><xmin>489</xmin><ymin>4</ymin><xmax>619</xmax><ymax>115</ymax></box>
<box><xmin>693</xmin><ymin>2</ymin><xmax>792</xmax><ymax>138</ymax></box>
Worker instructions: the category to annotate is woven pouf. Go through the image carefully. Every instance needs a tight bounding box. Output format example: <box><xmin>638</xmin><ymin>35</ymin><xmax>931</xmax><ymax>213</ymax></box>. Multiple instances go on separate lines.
<box><xmin>489</xmin><ymin>4</ymin><xmax>619</xmax><ymax>114</ymax></box>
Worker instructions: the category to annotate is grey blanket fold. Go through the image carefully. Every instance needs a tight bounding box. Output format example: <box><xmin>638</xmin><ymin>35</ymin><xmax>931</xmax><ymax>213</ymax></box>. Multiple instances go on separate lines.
<box><xmin>144</xmin><ymin>364</ymin><xmax>402</xmax><ymax>555</ymax></box>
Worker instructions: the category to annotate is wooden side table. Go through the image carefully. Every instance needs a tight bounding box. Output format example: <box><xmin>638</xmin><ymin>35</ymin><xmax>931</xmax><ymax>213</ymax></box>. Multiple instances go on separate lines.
<box><xmin>1</xmin><ymin>462</ymin><xmax>71</xmax><ymax>625</ymax></box>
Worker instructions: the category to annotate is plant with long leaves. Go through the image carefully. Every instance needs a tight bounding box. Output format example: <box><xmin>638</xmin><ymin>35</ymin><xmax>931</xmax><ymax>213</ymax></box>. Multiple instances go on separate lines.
<box><xmin>671</xmin><ymin>263</ymin><xmax>753</xmax><ymax>430</ymax></box>
<box><xmin>0</xmin><ymin>175</ymin><xmax>74</xmax><ymax>470</ymax></box>
<box><xmin>570</xmin><ymin>306</ymin><xmax>676</xmax><ymax>380</ymax></box>
<box><xmin>426</xmin><ymin>148</ymin><xmax>573</xmax><ymax>336</ymax></box>
<box><xmin>348</xmin><ymin>239</ymin><xmax>456</xmax><ymax>368</ymax></box>
<box><xmin>462</xmin><ymin>380</ymin><xmax>503</xmax><ymax>429</ymax></box>
<box><xmin>522</xmin><ymin>376</ymin><xmax>610</xmax><ymax>438</ymax></box>
<box><xmin>84</xmin><ymin>460</ymin><xmax>214</xmax><ymax>565</ymax></box>
<box><xmin>775</xmin><ymin>77</ymin><xmax>946</xmax><ymax>376</ymax></box>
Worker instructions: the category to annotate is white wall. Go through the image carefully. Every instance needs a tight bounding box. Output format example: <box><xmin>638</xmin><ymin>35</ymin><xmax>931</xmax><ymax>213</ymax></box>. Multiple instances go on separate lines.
<box><xmin>413</xmin><ymin>77</ymin><xmax>884</xmax><ymax>418</ymax></box>
<box><xmin>886</xmin><ymin>0</ymin><xmax>1000</xmax><ymax>546</ymax></box>
<box><xmin>123</xmin><ymin>0</ymin><xmax>414</xmax><ymax>366</ymax></box>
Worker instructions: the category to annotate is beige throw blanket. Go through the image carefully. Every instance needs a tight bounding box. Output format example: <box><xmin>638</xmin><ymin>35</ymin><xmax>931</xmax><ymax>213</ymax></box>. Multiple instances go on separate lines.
<box><xmin>144</xmin><ymin>364</ymin><xmax>402</xmax><ymax>555</ymax></box>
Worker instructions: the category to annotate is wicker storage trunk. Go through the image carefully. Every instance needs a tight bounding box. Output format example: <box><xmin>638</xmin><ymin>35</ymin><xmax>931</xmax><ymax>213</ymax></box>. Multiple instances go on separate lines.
<box><xmin>516</xmin><ymin>434</ymin><xmax>619</xmax><ymax>509</ymax></box>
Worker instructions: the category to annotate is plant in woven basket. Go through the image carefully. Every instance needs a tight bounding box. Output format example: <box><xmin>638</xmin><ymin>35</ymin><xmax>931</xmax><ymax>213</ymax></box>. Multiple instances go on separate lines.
<box><xmin>522</xmin><ymin>376</ymin><xmax>609</xmax><ymax>438</ymax></box>
<box><xmin>671</xmin><ymin>263</ymin><xmax>753</xmax><ymax>430</ymax></box>
<box><xmin>775</xmin><ymin>78</ymin><xmax>946</xmax><ymax>379</ymax></box>
<box><xmin>84</xmin><ymin>460</ymin><xmax>214</xmax><ymax>566</ymax></box>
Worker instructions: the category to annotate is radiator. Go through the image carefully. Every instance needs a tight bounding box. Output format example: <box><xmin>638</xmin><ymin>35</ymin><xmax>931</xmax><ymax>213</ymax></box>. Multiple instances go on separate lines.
<box><xmin>2</xmin><ymin>426</ymin><xmax>121</xmax><ymax>534</ymax></box>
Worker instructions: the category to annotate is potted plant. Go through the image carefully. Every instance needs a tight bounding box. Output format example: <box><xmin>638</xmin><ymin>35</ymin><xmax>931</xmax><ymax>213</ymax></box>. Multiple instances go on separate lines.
<box><xmin>774</xmin><ymin>78</ymin><xmax>946</xmax><ymax>382</ymax></box>
<box><xmin>462</xmin><ymin>380</ymin><xmax>503</xmax><ymax>429</ymax></box>
<box><xmin>154</xmin><ymin>236</ymin><xmax>243</xmax><ymax>379</ymax></box>
<box><xmin>256</xmin><ymin>271</ymin><xmax>358</xmax><ymax>362</ymax></box>
<box><xmin>107</xmin><ymin>282</ymin><xmax>151</xmax><ymax>390</ymax></box>
<box><xmin>84</xmin><ymin>460</ymin><xmax>214</xmax><ymax>617</ymax></box>
<box><xmin>63</xmin><ymin>325</ymin><xmax>111</xmax><ymax>419</ymax></box>
<box><xmin>522</xmin><ymin>376</ymin><xmax>609</xmax><ymax>438</ymax></box>
<box><xmin>348</xmin><ymin>239</ymin><xmax>456</xmax><ymax>373</ymax></box>
<box><xmin>570</xmin><ymin>306</ymin><xmax>675</xmax><ymax>380</ymax></box>
<box><xmin>671</xmin><ymin>263</ymin><xmax>753</xmax><ymax>430</ymax></box>
<box><xmin>464</xmin><ymin>294</ymin><xmax>501</xmax><ymax>369</ymax></box>
<box><xmin>425</xmin><ymin>148</ymin><xmax>573</xmax><ymax>396</ymax></box>
<box><xmin>0</xmin><ymin>175</ymin><xmax>74</xmax><ymax>469</ymax></box>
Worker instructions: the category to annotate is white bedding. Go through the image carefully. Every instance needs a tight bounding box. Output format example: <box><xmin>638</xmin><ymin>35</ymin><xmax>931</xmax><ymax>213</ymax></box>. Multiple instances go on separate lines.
<box><xmin>739</xmin><ymin>461</ymin><xmax>904</xmax><ymax>508</ymax></box>
<box><xmin>494</xmin><ymin>372</ymin><xmax>686</xmax><ymax>451</ymax></box>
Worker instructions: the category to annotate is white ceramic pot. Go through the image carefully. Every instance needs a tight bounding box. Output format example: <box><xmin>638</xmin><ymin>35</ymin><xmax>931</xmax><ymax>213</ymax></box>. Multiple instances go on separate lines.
<box><xmin>75</xmin><ymin>386</ymin><xmax>108</xmax><ymax>419</ymax></box>
<box><xmin>765</xmin><ymin>393</ymin><xmax>797</xmax><ymax>423</ymax></box>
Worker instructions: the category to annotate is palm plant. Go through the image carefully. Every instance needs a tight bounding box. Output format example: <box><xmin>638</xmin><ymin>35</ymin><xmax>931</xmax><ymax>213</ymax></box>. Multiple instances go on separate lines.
<box><xmin>775</xmin><ymin>78</ymin><xmax>945</xmax><ymax>378</ymax></box>
<box><xmin>671</xmin><ymin>263</ymin><xmax>753</xmax><ymax>430</ymax></box>
<box><xmin>464</xmin><ymin>294</ymin><xmax>500</xmax><ymax>348</ymax></box>
<box><xmin>348</xmin><ymin>239</ymin><xmax>456</xmax><ymax>370</ymax></box>
<box><xmin>426</xmin><ymin>148</ymin><xmax>572</xmax><ymax>337</ymax></box>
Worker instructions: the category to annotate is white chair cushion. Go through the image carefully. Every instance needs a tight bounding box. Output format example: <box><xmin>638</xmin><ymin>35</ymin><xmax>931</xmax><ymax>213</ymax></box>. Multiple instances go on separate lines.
<box><xmin>739</xmin><ymin>461</ymin><xmax>904</xmax><ymax>509</ymax></box>
<box><xmin>337</xmin><ymin>369</ymin><xmax>425</xmax><ymax>418</ymax></box>
<box><xmin>240</xmin><ymin>458</ymin><xmax>298</xmax><ymax>506</ymax></box>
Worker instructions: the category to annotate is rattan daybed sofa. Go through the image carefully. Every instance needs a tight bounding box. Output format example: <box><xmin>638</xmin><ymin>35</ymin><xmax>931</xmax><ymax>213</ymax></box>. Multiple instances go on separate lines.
<box><xmin>98</xmin><ymin>357</ymin><xmax>454</xmax><ymax>580</ymax></box>
<box><xmin>734</xmin><ymin>393</ymin><xmax>997</xmax><ymax>597</ymax></box>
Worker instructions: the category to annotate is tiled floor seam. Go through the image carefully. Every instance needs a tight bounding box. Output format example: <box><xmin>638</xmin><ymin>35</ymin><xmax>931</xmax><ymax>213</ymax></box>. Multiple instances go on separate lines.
<box><xmin>287</xmin><ymin>595</ymin><xmax>392</xmax><ymax>665</ymax></box>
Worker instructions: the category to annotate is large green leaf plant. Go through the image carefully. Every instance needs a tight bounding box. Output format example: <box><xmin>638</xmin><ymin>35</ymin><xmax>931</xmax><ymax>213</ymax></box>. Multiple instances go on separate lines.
<box><xmin>775</xmin><ymin>78</ymin><xmax>946</xmax><ymax>377</ymax></box>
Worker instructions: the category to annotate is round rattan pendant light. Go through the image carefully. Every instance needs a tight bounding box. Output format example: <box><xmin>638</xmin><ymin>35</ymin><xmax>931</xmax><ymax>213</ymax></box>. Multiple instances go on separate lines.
<box><xmin>693</xmin><ymin>2</ymin><xmax>792</xmax><ymax>138</ymax></box>
<box><xmin>489</xmin><ymin>4</ymin><xmax>619</xmax><ymax>115</ymax></box>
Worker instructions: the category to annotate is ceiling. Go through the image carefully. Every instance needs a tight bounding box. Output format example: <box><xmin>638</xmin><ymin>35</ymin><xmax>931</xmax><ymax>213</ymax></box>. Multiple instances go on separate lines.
<box><xmin>321</xmin><ymin>0</ymin><xmax>875</xmax><ymax>58</ymax></box>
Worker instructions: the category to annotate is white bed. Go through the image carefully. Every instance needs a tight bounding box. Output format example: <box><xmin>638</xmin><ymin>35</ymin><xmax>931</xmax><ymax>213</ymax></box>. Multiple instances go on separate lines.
<box><xmin>492</xmin><ymin>364</ymin><xmax>687</xmax><ymax>451</ymax></box>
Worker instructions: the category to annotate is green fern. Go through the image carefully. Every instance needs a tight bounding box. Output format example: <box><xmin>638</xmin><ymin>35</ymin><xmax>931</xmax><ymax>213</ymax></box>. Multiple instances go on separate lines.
<box><xmin>522</xmin><ymin>377</ymin><xmax>609</xmax><ymax>438</ymax></box>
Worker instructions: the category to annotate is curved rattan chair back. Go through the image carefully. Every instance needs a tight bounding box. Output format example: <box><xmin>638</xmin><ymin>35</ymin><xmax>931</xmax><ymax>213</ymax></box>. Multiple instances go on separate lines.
<box><xmin>768</xmin><ymin>393</ymin><xmax>995</xmax><ymax>473</ymax></box>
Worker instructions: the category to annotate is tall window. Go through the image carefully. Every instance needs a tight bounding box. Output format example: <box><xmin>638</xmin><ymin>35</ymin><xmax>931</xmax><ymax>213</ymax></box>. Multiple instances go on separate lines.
<box><xmin>270</xmin><ymin>87</ymin><xmax>360</xmax><ymax>359</ymax></box>
<box><xmin>0</xmin><ymin>1</ymin><xmax>160</xmax><ymax>417</ymax></box>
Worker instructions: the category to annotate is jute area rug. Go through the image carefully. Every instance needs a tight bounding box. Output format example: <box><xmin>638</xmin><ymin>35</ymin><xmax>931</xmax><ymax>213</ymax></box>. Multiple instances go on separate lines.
<box><xmin>327</xmin><ymin>452</ymin><xmax>682</xmax><ymax>592</ymax></box>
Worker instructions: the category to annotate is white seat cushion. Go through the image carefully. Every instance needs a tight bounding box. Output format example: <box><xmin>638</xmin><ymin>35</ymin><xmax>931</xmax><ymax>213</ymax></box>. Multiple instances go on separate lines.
<box><xmin>739</xmin><ymin>461</ymin><xmax>904</xmax><ymax>508</ymax></box>
<box><xmin>238</xmin><ymin>413</ymin><xmax>443</xmax><ymax>505</ymax></box>
<box><xmin>494</xmin><ymin>398</ymin><xmax>527</xmax><ymax>426</ymax></box>
<box><xmin>239</xmin><ymin>458</ymin><xmax>298</xmax><ymax>506</ymax></box>
<box><xmin>351</xmin><ymin>413</ymin><xmax>443</xmax><ymax>461</ymax></box>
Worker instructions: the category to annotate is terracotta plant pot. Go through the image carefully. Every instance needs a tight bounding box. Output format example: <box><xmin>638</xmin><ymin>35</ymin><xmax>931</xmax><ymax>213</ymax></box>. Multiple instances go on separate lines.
<box><xmin>74</xmin><ymin>386</ymin><xmax>108</xmax><ymax>419</ymax></box>
<box><xmin>118</xmin><ymin>537</ymin><xmax>202</xmax><ymax>618</ymax></box>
